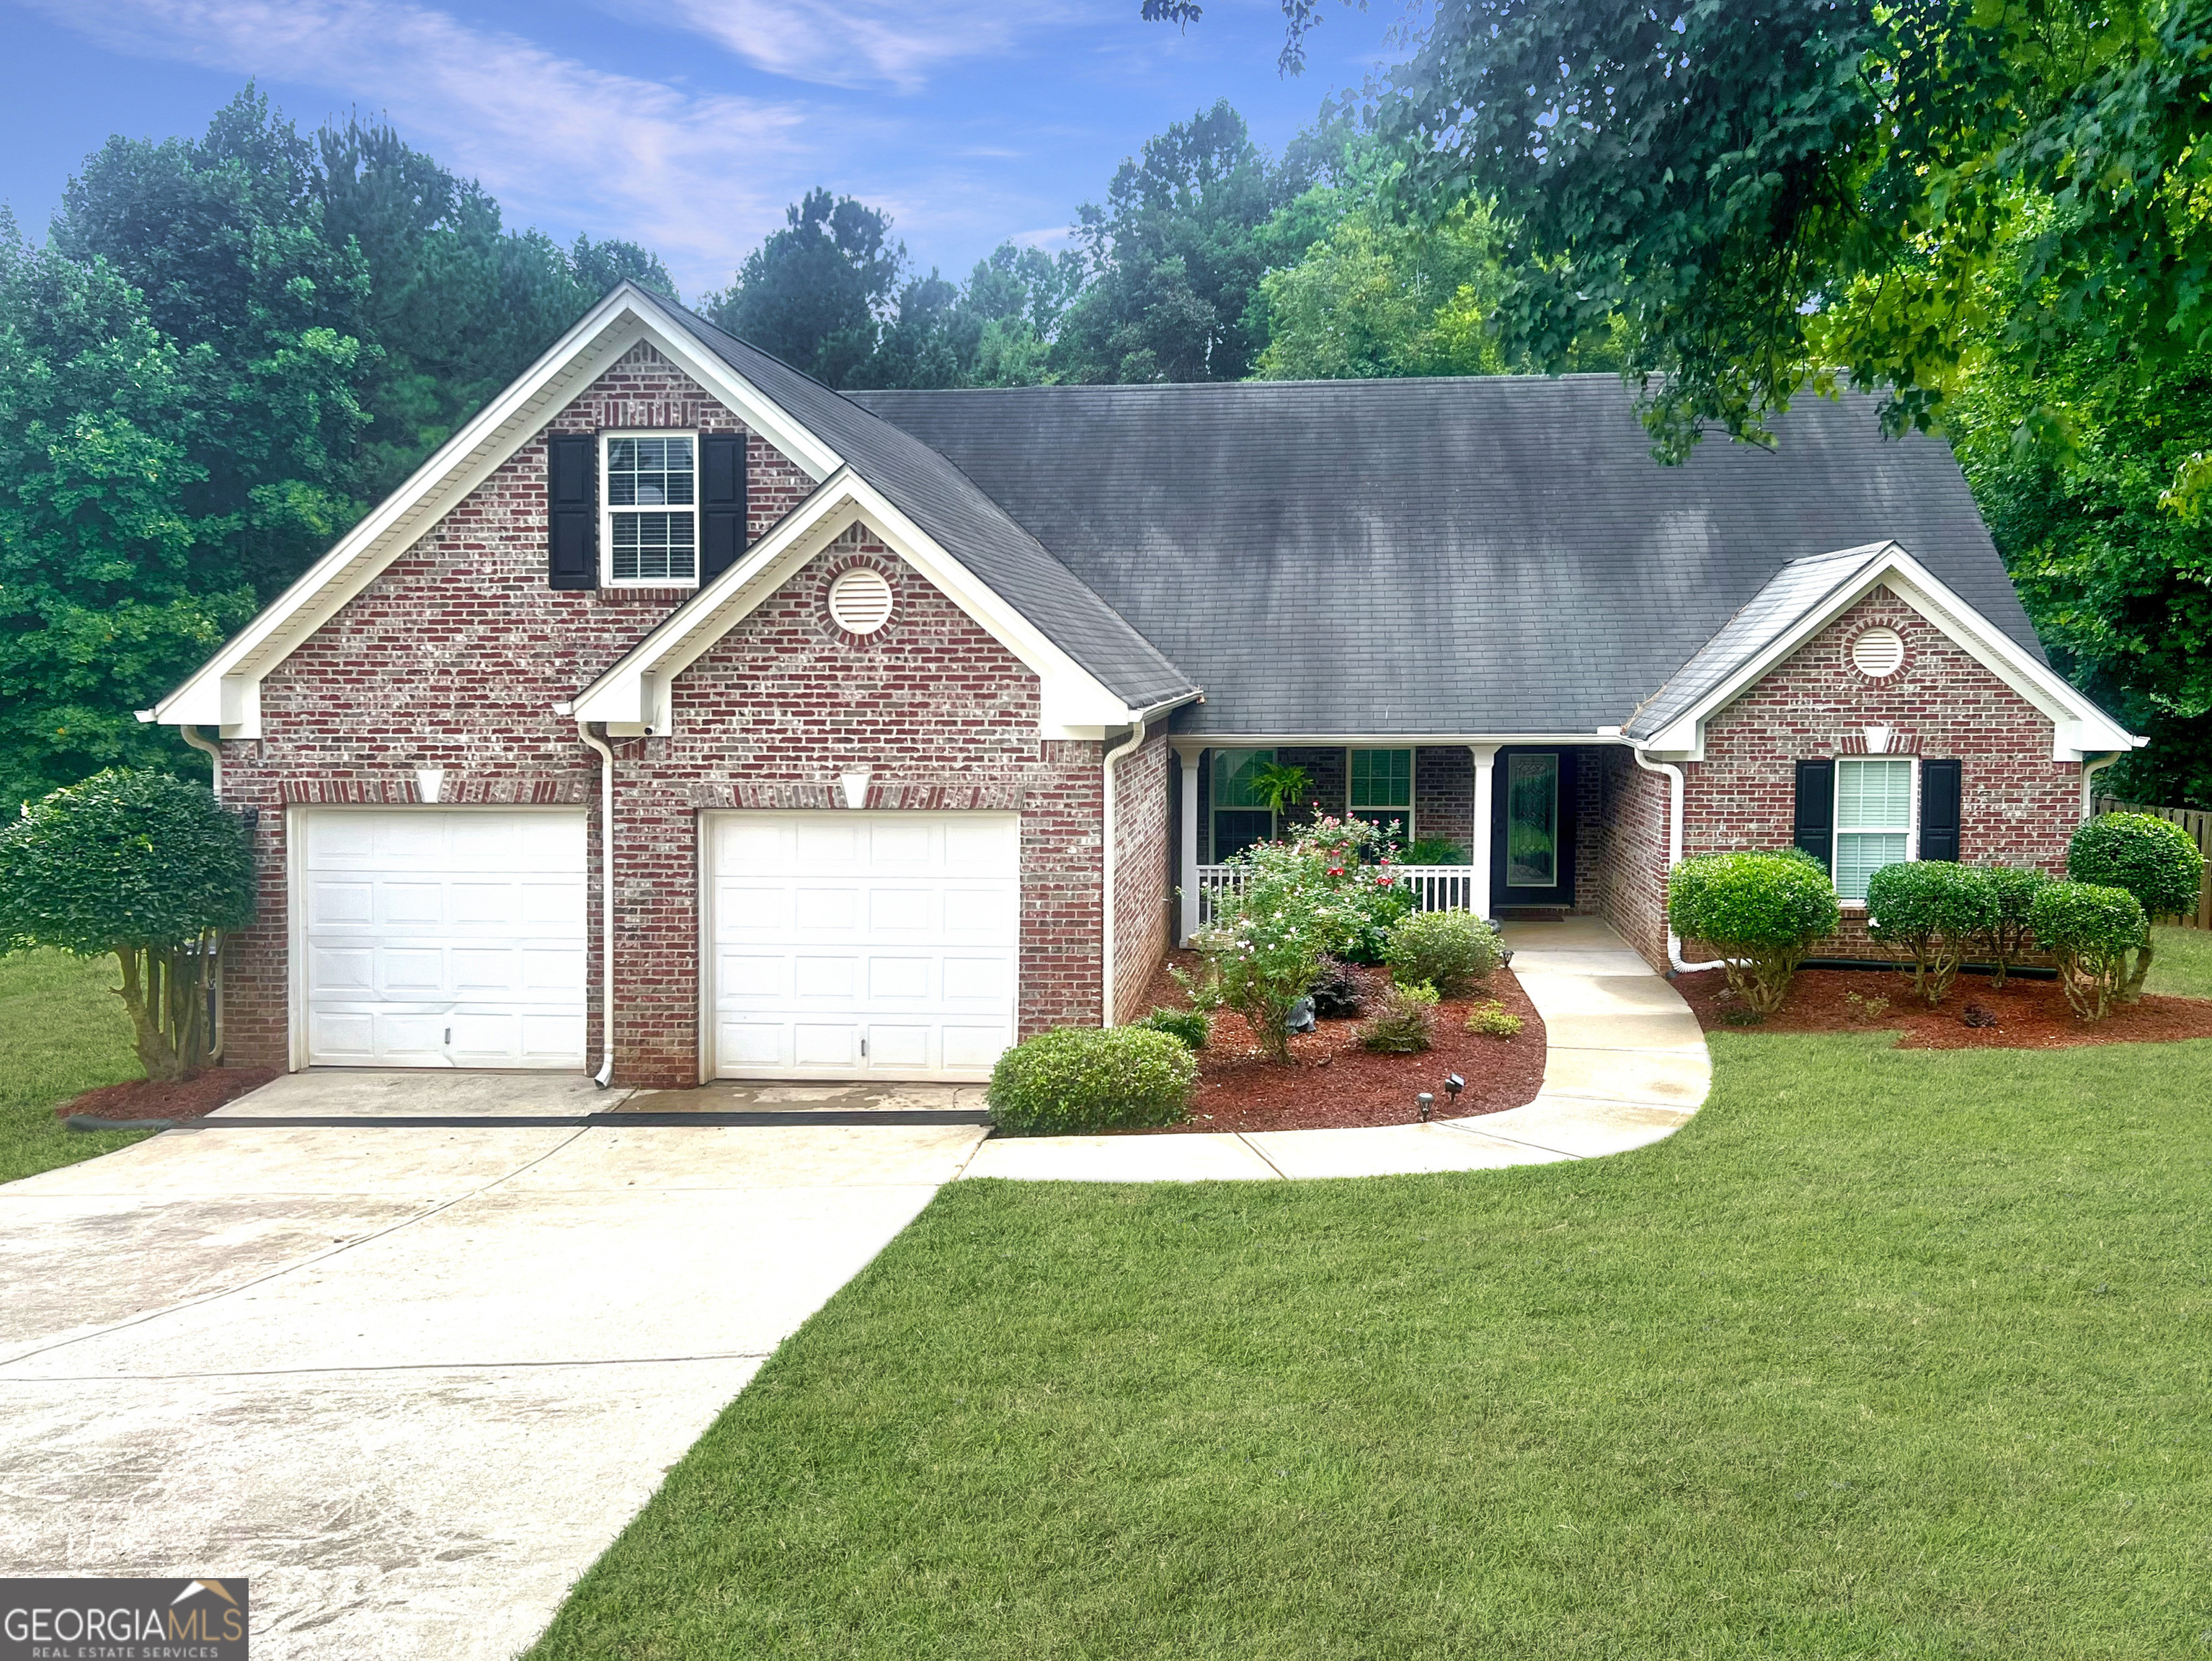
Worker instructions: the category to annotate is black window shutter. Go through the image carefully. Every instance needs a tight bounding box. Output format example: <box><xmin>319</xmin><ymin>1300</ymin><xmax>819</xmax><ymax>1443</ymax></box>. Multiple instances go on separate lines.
<box><xmin>1793</xmin><ymin>759</ymin><xmax>1834</xmax><ymax>867</ymax></box>
<box><xmin>698</xmin><ymin>430</ymin><xmax>747</xmax><ymax>581</ymax></box>
<box><xmin>1920</xmin><ymin>758</ymin><xmax>1962</xmax><ymax>861</ymax></box>
<box><xmin>547</xmin><ymin>433</ymin><xmax>597</xmax><ymax>590</ymax></box>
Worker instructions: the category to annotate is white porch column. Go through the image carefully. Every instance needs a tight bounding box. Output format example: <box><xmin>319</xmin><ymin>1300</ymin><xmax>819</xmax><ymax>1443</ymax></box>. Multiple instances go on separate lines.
<box><xmin>1468</xmin><ymin>744</ymin><xmax>1499</xmax><ymax>920</ymax></box>
<box><xmin>1176</xmin><ymin>746</ymin><xmax>1202</xmax><ymax>946</ymax></box>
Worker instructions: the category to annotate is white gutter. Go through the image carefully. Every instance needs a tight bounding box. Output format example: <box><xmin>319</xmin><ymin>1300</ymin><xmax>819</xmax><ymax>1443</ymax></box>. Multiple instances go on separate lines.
<box><xmin>2079</xmin><ymin>751</ymin><xmax>2123</xmax><ymax>820</ymax></box>
<box><xmin>1631</xmin><ymin>748</ymin><xmax>1733</xmax><ymax>975</ymax></box>
<box><xmin>177</xmin><ymin>722</ymin><xmax>223</xmax><ymax>793</ymax></box>
<box><xmin>572</xmin><ymin>715</ymin><xmax>618</xmax><ymax>1087</ymax></box>
<box><xmin>1098</xmin><ymin>717</ymin><xmax>1148</xmax><ymax>1025</ymax></box>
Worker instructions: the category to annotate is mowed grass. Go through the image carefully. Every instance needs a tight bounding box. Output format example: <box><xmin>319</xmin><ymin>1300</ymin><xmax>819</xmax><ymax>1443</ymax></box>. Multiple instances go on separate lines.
<box><xmin>533</xmin><ymin>1032</ymin><xmax>2212</xmax><ymax>1660</ymax></box>
<box><xmin>0</xmin><ymin>949</ymin><xmax>151</xmax><ymax>1183</ymax></box>
<box><xmin>2148</xmin><ymin>923</ymin><xmax>2212</xmax><ymax>998</ymax></box>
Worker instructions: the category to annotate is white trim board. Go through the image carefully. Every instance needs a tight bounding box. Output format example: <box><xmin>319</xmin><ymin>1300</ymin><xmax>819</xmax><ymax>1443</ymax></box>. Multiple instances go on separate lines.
<box><xmin>1638</xmin><ymin>544</ymin><xmax>2141</xmax><ymax>762</ymax></box>
<box><xmin>150</xmin><ymin>283</ymin><xmax>840</xmax><ymax>738</ymax></box>
<box><xmin>571</xmin><ymin>470</ymin><xmax>1165</xmax><ymax>738</ymax></box>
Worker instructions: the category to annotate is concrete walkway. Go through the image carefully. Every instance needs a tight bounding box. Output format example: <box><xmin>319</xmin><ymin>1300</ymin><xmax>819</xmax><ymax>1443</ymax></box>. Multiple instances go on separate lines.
<box><xmin>961</xmin><ymin>916</ymin><xmax>1710</xmax><ymax>1182</ymax></box>
<box><xmin>0</xmin><ymin>1072</ymin><xmax>988</xmax><ymax>1661</ymax></box>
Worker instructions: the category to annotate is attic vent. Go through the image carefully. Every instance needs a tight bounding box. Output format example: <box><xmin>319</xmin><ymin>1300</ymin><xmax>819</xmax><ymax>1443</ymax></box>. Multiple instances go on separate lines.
<box><xmin>829</xmin><ymin>567</ymin><xmax>894</xmax><ymax>635</ymax></box>
<box><xmin>1851</xmin><ymin>626</ymin><xmax>1905</xmax><ymax>678</ymax></box>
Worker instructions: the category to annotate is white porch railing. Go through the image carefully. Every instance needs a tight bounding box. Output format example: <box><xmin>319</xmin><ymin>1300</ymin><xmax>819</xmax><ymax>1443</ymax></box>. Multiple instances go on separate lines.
<box><xmin>1191</xmin><ymin>864</ymin><xmax>1480</xmax><ymax>930</ymax></box>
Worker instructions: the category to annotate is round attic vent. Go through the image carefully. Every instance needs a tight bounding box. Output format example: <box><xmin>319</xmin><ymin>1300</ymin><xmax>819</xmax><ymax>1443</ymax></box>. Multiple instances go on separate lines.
<box><xmin>1851</xmin><ymin>626</ymin><xmax>1905</xmax><ymax>678</ymax></box>
<box><xmin>828</xmin><ymin>567</ymin><xmax>894</xmax><ymax>635</ymax></box>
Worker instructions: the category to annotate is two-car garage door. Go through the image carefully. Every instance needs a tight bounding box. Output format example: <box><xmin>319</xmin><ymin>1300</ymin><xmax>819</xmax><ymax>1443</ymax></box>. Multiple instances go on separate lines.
<box><xmin>296</xmin><ymin>807</ymin><xmax>1020</xmax><ymax>1081</ymax></box>
<box><xmin>706</xmin><ymin>812</ymin><xmax>1020</xmax><ymax>1082</ymax></box>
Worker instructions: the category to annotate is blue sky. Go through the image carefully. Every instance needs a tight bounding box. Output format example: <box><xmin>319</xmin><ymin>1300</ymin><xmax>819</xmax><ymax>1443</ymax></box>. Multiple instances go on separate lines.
<box><xmin>0</xmin><ymin>0</ymin><xmax>1408</xmax><ymax>298</ymax></box>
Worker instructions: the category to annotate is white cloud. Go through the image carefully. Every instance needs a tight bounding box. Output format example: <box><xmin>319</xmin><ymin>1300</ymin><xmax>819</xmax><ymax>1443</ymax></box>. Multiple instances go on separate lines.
<box><xmin>18</xmin><ymin>0</ymin><xmax>871</xmax><ymax>293</ymax></box>
<box><xmin>652</xmin><ymin>0</ymin><xmax>1086</xmax><ymax>94</ymax></box>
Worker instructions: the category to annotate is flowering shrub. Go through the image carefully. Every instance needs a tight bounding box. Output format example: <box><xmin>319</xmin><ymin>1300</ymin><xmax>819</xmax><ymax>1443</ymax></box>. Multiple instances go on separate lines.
<box><xmin>1185</xmin><ymin>815</ymin><xmax>1398</xmax><ymax>1061</ymax></box>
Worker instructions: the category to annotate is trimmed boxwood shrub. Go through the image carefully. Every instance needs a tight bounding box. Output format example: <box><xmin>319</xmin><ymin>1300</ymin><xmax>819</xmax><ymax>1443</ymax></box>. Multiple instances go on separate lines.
<box><xmin>1865</xmin><ymin>861</ymin><xmax>1998</xmax><ymax>1006</ymax></box>
<box><xmin>1666</xmin><ymin>849</ymin><xmax>1840</xmax><ymax>1016</ymax></box>
<box><xmin>1381</xmin><ymin>909</ymin><xmax>1503</xmax><ymax>997</ymax></box>
<box><xmin>1131</xmin><ymin>1006</ymin><xmax>1209</xmax><ymax>1050</ymax></box>
<box><xmin>987</xmin><ymin>1026</ymin><xmax>1197</xmax><ymax>1135</ymax></box>
<box><xmin>2029</xmin><ymin>880</ymin><xmax>2148</xmax><ymax>1022</ymax></box>
<box><xmin>1971</xmin><ymin>863</ymin><xmax>2053</xmax><ymax>987</ymax></box>
<box><xmin>2068</xmin><ymin>813</ymin><xmax>2207</xmax><ymax>1000</ymax></box>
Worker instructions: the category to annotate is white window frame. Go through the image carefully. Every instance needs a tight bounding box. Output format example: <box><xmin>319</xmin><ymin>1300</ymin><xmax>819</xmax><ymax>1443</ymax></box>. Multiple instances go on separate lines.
<box><xmin>600</xmin><ymin>429</ymin><xmax>700</xmax><ymax>588</ymax></box>
<box><xmin>1832</xmin><ymin>755</ymin><xmax>1919</xmax><ymax>907</ymax></box>
<box><xmin>1346</xmin><ymin>746</ymin><xmax>1415</xmax><ymax>844</ymax></box>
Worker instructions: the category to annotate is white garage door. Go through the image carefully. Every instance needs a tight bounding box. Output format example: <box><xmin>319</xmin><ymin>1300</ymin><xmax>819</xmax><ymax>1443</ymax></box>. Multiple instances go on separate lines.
<box><xmin>298</xmin><ymin>809</ymin><xmax>588</xmax><ymax>1068</ymax></box>
<box><xmin>707</xmin><ymin>812</ymin><xmax>1019</xmax><ymax>1081</ymax></box>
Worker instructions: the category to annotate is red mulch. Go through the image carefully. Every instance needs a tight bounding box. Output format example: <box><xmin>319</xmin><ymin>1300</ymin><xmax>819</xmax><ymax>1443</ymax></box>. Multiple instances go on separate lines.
<box><xmin>55</xmin><ymin>1066</ymin><xmax>281</xmax><ymax>1122</ymax></box>
<box><xmin>1678</xmin><ymin>966</ymin><xmax>2212</xmax><ymax>1050</ymax></box>
<box><xmin>1130</xmin><ymin>952</ymin><xmax>1547</xmax><ymax>1133</ymax></box>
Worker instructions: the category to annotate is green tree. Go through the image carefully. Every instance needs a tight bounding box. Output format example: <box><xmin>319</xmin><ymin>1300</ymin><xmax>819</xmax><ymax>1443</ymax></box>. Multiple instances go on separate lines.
<box><xmin>0</xmin><ymin>771</ymin><xmax>255</xmax><ymax>1080</ymax></box>
<box><xmin>1052</xmin><ymin>101</ymin><xmax>1330</xmax><ymax>384</ymax></box>
<box><xmin>703</xmin><ymin>189</ymin><xmax>902</xmax><ymax>387</ymax></box>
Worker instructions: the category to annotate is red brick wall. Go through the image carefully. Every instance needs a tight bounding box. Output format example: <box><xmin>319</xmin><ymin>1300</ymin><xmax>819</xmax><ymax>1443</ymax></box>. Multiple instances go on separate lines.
<box><xmin>1591</xmin><ymin>746</ymin><xmax>1673</xmax><ymax>968</ymax></box>
<box><xmin>213</xmin><ymin>344</ymin><xmax>1111</xmax><ymax>1083</ymax></box>
<box><xmin>1111</xmin><ymin>726</ymin><xmax>1173</xmax><ymax>1022</ymax></box>
<box><xmin>1679</xmin><ymin>585</ymin><xmax>2080</xmax><ymax>959</ymax></box>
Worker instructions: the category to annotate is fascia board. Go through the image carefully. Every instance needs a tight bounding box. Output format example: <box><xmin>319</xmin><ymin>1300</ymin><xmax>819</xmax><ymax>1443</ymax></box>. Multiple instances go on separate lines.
<box><xmin>154</xmin><ymin>285</ymin><xmax>842</xmax><ymax>732</ymax></box>
<box><xmin>1173</xmin><ymin>732</ymin><xmax>1635</xmax><ymax>747</ymax></box>
<box><xmin>576</xmin><ymin>472</ymin><xmax>1137</xmax><ymax>734</ymax></box>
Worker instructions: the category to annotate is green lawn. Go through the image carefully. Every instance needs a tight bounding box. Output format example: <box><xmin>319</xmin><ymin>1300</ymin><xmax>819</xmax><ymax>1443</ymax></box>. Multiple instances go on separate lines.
<box><xmin>2148</xmin><ymin>923</ymin><xmax>2212</xmax><ymax>998</ymax></box>
<box><xmin>0</xmin><ymin>949</ymin><xmax>151</xmax><ymax>1183</ymax></box>
<box><xmin>533</xmin><ymin>1032</ymin><xmax>2212</xmax><ymax>1660</ymax></box>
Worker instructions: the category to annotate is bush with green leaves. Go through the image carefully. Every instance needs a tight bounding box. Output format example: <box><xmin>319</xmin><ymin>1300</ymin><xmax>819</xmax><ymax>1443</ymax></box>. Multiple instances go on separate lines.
<box><xmin>1130</xmin><ymin>1006</ymin><xmax>1209</xmax><ymax>1050</ymax></box>
<box><xmin>1465</xmin><ymin>999</ymin><xmax>1522</xmax><ymax>1039</ymax></box>
<box><xmin>1381</xmin><ymin>908</ymin><xmax>1503</xmax><ymax>998</ymax></box>
<box><xmin>2029</xmin><ymin>881</ymin><xmax>2148</xmax><ymax>1022</ymax></box>
<box><xmin>1666</xmin><ymin>849</ymin><xmax>1841</xmax><ymax>1016</ymax></box>
<box><xmin>1185</xmin><ymin>815</ymin><xmax>1397</xmax><ymax>1060</ymax></box>
<box><xmin>986</xmin><ymin>1025</ymin><xmax>1197</xmax><ymax>1135</ymax></box>
<box><xmin>1865</xmin><ymin>861</ymin><xmax>1999</xmax><ymax>1006</ymax></box>
<box><xmin>2068</xmin><ymin>813</ymin><xmax>2207</xmax><ymax>1000</ymax></box>
<box><xmin>1971</xmin><ymin>863</ymin><xmax>2054</xmax><ymax>988</ymax></box>
<box><xmin>1401</xmin><ymin>836</ymin><xmax>1469</xmax><ymax>866</ymax></box>
<box><xmin>0</xmin><ymin>771</ymin><xmax>255</xmax><ymax>1080</ymax></box>
<box><xmin>1358</xmin><ymin>979</ymin><xmax>1438</xmax><ymax>1054</ymax></box>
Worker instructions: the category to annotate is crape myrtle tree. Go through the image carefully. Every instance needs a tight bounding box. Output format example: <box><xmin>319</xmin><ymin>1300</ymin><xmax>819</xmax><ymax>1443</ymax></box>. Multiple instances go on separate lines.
<box><xmin>0</xmin><ymin>771</ymin><xmax>255</xmax><ymax>1080</ymax></box>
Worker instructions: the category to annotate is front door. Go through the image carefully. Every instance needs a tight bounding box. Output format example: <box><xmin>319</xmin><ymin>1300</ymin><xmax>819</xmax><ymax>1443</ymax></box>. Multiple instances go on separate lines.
<box><xmin>1491</xmin><ymin>749</ymin><xmax>1577</xmax><ymax>910</ymax></box>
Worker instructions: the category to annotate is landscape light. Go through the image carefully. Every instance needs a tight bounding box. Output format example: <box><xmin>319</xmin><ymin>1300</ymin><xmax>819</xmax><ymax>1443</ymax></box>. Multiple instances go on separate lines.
<box><xmin>1416</xmin><ymin>1092</ymin><xmax>1434</xmax><ymax>1123</ymax></box>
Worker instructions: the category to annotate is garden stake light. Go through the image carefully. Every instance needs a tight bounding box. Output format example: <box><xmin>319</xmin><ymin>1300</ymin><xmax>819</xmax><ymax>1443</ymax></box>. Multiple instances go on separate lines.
<box><xmin>1417</xmin><ymin>1092</ymin><xmax>1434</xmax><ymax>1122</ymax></box>
<box><xmin>1444</xmin><ymin>1073</ymin><xmax>1465</xmax><ymax>1109</ymax></box>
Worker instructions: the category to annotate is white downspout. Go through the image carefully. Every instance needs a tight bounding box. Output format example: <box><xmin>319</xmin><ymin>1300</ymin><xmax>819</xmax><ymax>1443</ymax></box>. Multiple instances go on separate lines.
<box><xmin>1631</xmin><ymin>748</ymin><xmax>1732</xmax><ymax>975</ymax></box>
<box><xmin>575</xmin><ymin>717</ymin><xmax>618</xmax><ymax>1087</ymax></box>
<box><xmin>2079</xmin><ymin>751</ymin><xmax>2122</xmax><ymax>820</ymax></box>
<box><xmin>1099</xmin><ymin>718</ymin><xmax>1148</xmax><ymax>1027</ymax></box>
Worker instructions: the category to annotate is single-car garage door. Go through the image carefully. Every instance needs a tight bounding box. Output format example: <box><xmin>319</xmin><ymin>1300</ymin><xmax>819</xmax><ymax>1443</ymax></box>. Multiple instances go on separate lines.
<box><xmin>297</xmin><ymin>808</ymin><xmax>588</xmax><ymax>1068</ymax></box>
<box><xmin>706</xmin><ymin>812</ymin><xmax>1019</xmax><ymax>1081</ymax></box>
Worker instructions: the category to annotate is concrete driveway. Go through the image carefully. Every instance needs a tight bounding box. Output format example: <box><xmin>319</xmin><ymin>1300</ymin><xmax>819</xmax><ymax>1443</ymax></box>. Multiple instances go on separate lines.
<box><xmin>0</xmin><ymin>1071</ymin><xmax>987</xmax><ymax>1660</ymax></box>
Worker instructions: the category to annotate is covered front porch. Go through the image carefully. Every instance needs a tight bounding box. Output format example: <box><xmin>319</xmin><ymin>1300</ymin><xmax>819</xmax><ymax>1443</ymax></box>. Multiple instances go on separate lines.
<box><xmin>1171</xmin><ymin>739</ymin><xmax>1625</xmax><ymax>944</ymax></box>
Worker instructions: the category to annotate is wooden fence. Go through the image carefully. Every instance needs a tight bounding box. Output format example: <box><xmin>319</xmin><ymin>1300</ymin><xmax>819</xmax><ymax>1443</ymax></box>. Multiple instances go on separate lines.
<box><xmin>2095</xmin><ymin>797</ymin><xmax>2212</xmax><ymax>929</ymax></box>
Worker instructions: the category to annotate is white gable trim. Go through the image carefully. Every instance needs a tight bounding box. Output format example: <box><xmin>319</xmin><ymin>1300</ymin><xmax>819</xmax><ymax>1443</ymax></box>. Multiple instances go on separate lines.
<box><xmin>571</xmin><ymin>470</ymin><xmax>1154</xmax><ymax>737</ymax></box>
<box><xmin>1641</xmin><ymin>543</ymin><xmax>2141</xmax><ymax>761</ymax></box>
<box><xmin>148</xmin><ymin>283</ymin><xmax>840</xmax><ymax>737</ymax></box>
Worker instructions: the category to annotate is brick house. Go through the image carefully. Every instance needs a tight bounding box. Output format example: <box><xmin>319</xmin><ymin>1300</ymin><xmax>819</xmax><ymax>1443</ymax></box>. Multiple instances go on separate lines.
<box><xmin>147</xmin><ymin>283</ymin><xmax>2138</xmax><ymax>1087</ymax></box>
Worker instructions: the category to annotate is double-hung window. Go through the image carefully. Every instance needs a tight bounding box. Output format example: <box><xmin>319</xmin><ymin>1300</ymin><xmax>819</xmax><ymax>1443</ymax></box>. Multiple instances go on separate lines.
<box><xmin>1834</xmin><ymin>757</ymin><xmax>1915</xmax><ymax>903</ymax></box>
<box><xmin>603</xmin><ymin>433</ymin><xmax>697</xmax><ymax>585</ymax></box>
<box><xmin>1210</xmin><ymin>749</ymin><xmax>1276</xmax><ymax>861</ymax></box>
<box><xmin>1348</xmin><ymin>748</ymin><xmax>1413</xmax><ymax>846</ymax></box>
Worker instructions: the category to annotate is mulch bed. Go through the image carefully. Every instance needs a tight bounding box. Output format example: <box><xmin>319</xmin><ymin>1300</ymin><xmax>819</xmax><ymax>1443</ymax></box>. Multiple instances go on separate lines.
<box><xmin>1678</xmin><ymin>966</ymin><xmax>2212</xmax><ymax>1050</ymax></box>
<box><xmin>1131</xmin><ymin>952</ymin><xmax>1547</xmax><ymax>1134</ymax></box>
<box><xmin>54</xmin><ymin>1066</ymin><xmax>282</xmax><ymax>1122</ymax></box>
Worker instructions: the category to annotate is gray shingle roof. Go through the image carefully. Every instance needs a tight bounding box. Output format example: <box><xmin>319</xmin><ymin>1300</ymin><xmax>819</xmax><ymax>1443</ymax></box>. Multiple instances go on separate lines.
<box><xmin>851</xmin><ymin>377</ymin><xmax>2040</xmax><ymax>738</ymax></box>
<box><xmin>1623</xmin><ymin>542</ymin><xmax>1897</xmax><ymax>743</ymax></box>
<box><xmin>641</xmin><ymin>291</ymin><xmax>1199</xmax><ymax>712</ymax></box>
